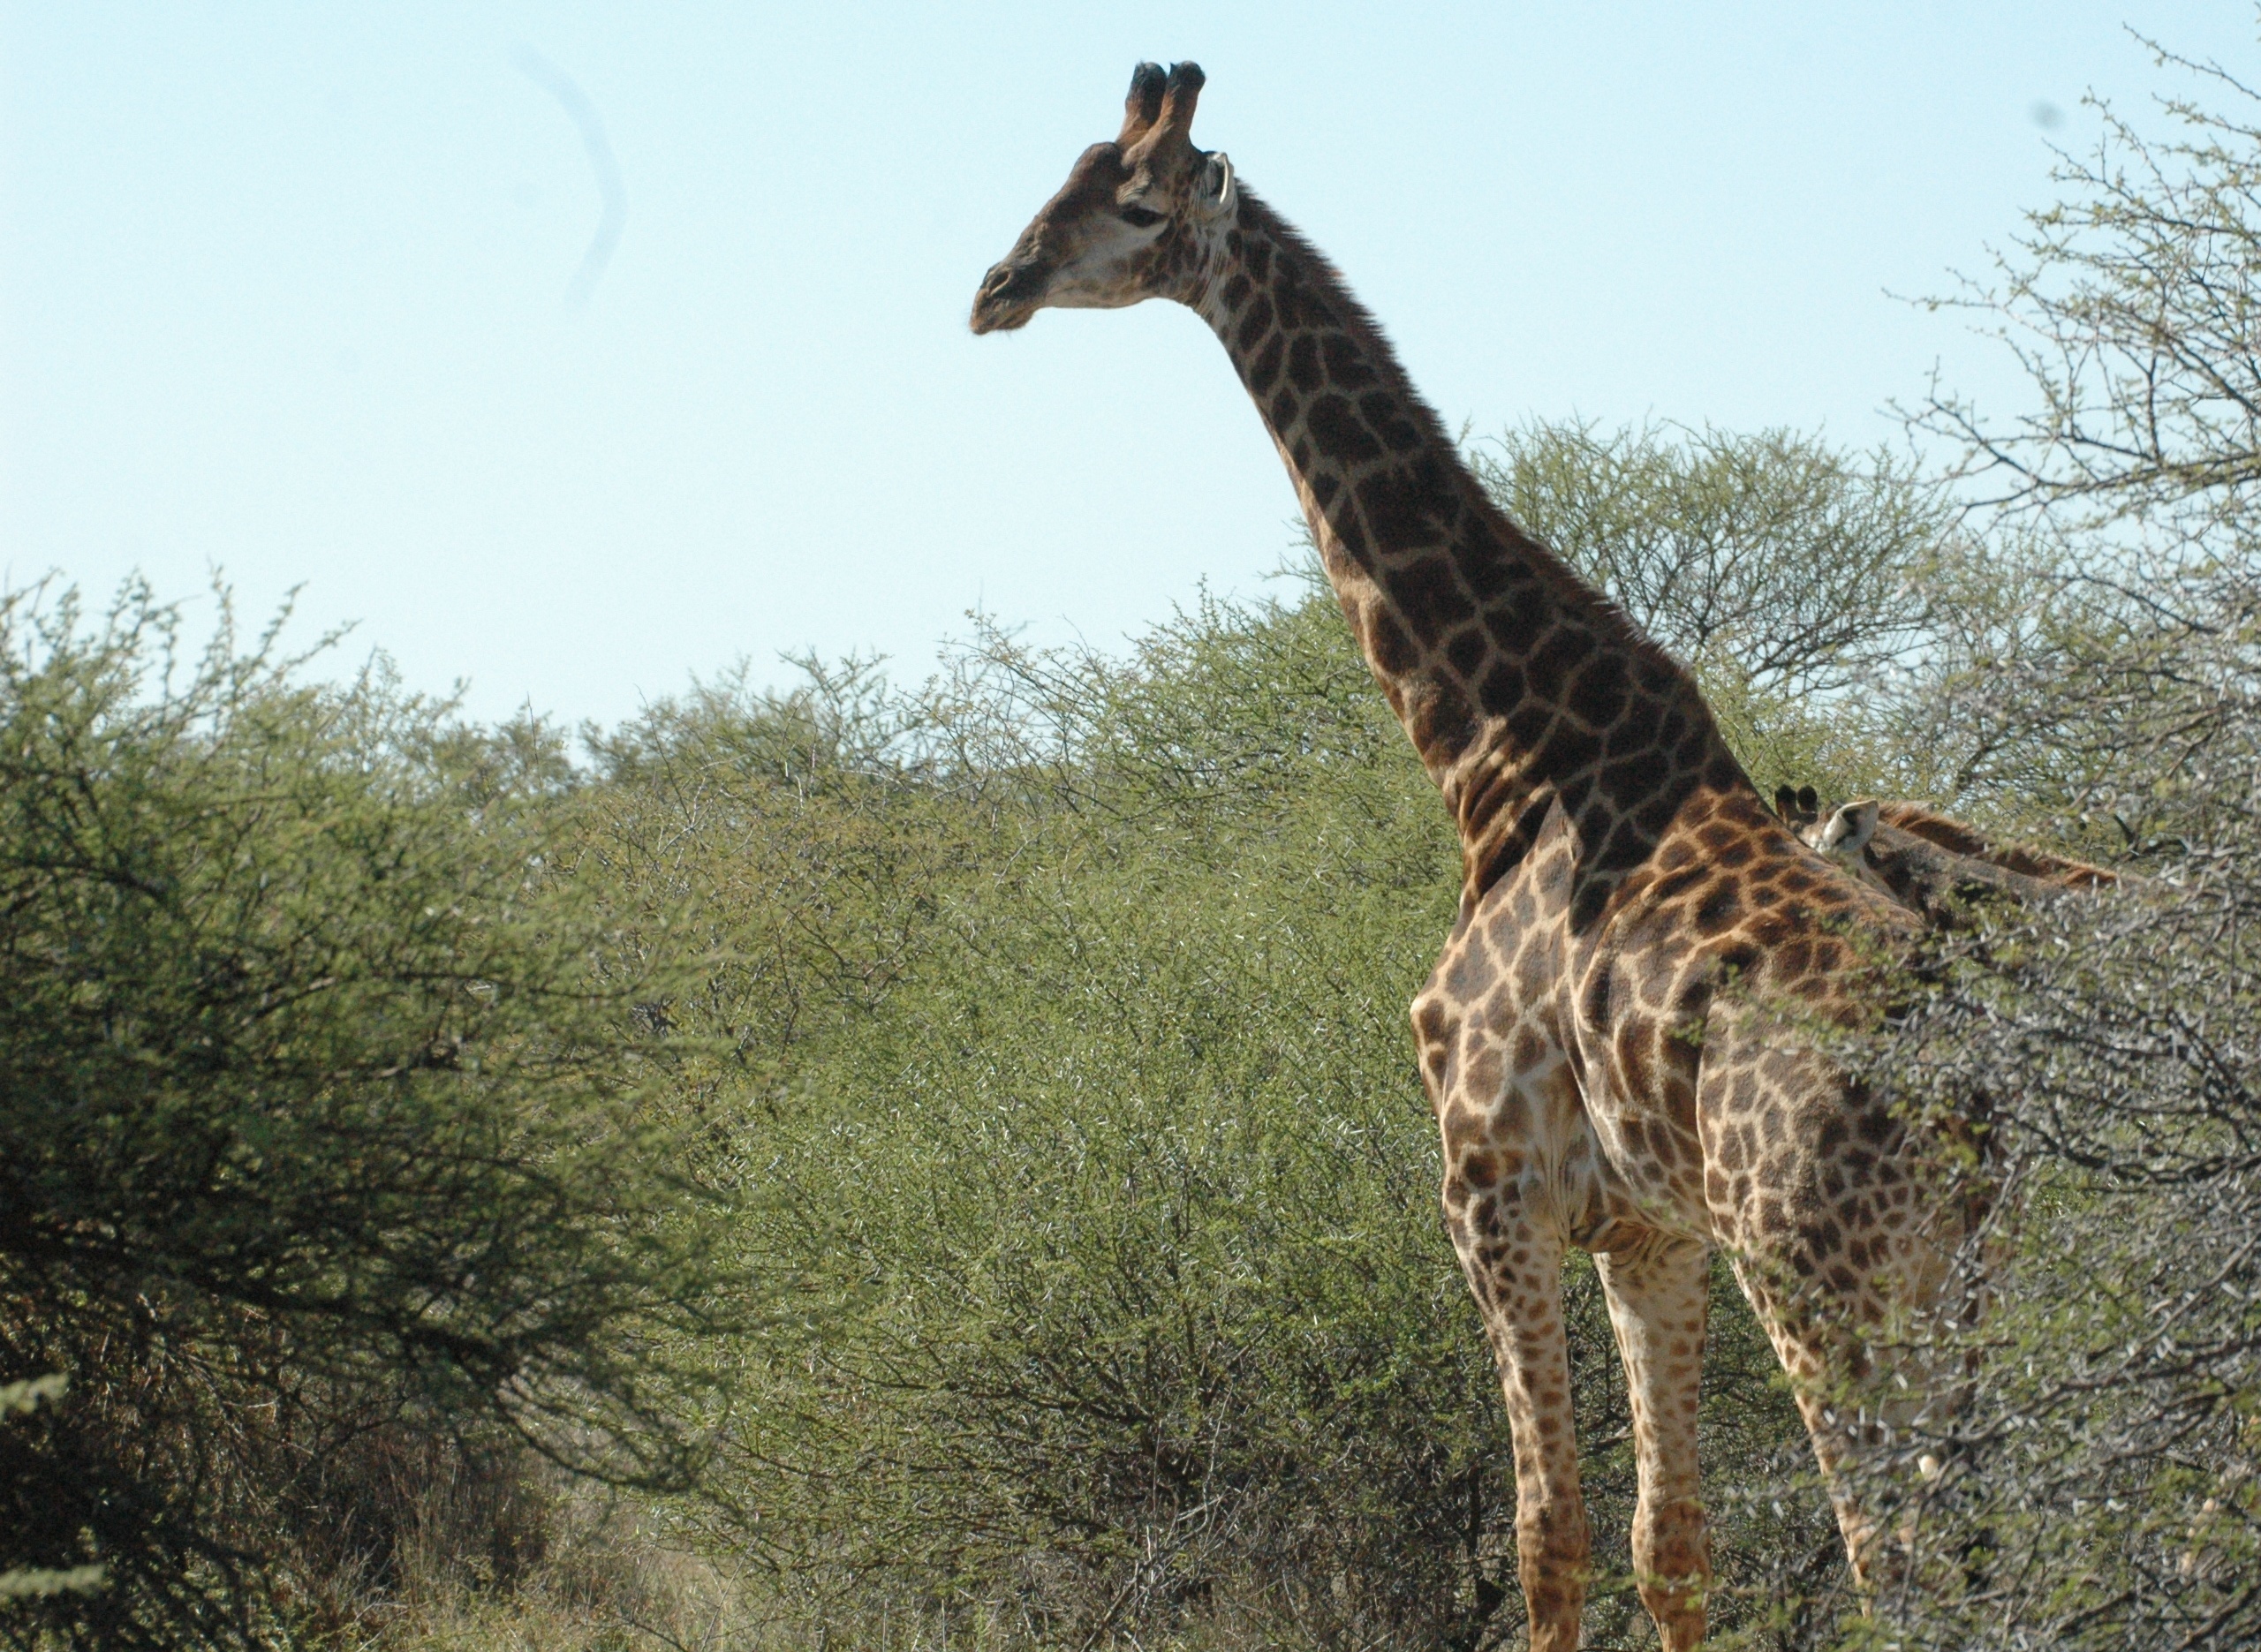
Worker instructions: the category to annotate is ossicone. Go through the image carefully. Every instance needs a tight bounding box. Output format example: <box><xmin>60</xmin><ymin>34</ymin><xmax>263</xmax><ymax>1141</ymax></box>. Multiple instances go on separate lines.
<box><xmin>1153</xmin><ymin>61</ymin><xmax>1206</xmax><ymax>140</ymax></box>
<box><xmin>1118</xmin><ymin>61</ymin><xmax>1168</xmax><ymax>144</ymax></box>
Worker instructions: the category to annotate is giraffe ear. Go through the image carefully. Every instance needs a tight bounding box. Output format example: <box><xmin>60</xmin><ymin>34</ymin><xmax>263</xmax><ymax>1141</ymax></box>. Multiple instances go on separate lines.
<box><xmin>1817</xmin><ymin>800</ymin><xmax>1879</xmax><ymax>856</ymax></box>
<box><xmin>1773</xmin><ymin>785</ymin><xmax>1798</xmax><ymax>820</ymax></box>
<box><xmin>1118</xmin><ymin>62</ymin><xmax>1167</xmax><ymax>146</ymax></box>
<box><xmin>1196</xmin><ymin>151</ymin><xmax>1236</xmax><ymax>219</ymax></box>
<box><xmin>1797</xmin><ymin>784</ymin><xmax>1819</xmax><ymax>816</ymax></box>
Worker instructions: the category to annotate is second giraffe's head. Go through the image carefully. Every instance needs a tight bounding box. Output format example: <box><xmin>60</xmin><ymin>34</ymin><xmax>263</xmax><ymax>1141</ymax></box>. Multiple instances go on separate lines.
<box><xmin>970</xmin><ymin>61</ymin><xmax>1236</xmax><ymax>334</ymax></box>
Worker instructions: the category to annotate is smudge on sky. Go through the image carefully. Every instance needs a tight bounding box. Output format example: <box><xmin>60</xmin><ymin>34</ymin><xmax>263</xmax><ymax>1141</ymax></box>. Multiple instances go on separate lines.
<box><xmin>513</xmin><ymin>45</ymin><xmax>627</xmax><ymax>307</ymax></box>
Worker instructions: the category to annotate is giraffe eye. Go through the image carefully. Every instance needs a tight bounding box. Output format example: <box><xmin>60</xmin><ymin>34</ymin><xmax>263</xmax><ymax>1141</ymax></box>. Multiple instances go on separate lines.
<box><xmin>1118</xmin><ymin>206</ymin><xmax>1165</xmax><ymax>229</ymax></box>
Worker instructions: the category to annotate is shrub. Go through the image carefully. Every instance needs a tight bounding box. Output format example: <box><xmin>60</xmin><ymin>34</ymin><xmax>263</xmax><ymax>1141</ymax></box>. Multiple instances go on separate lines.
<box><xmin>0</xmin><ymin>583</ymin><xmax>747</xmax><ymax>1648</ymax></box>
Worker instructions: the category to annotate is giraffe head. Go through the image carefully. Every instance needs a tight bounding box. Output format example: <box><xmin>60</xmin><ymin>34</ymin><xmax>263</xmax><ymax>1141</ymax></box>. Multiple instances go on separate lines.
<box><xmin>1809</xmin><ymin>798</ymin><xmax>1880</xmax><ymax>858</ymax></box>
<box><xmin>970</xmin><ymin>61</ymin><xmax>1236</xmax><ymax>334</ymax></box>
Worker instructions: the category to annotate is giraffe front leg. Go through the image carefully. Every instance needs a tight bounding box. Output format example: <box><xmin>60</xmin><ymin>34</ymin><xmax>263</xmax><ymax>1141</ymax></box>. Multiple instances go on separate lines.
<box><xmin>1445</xmin><ymin>1184</ymin><xmax>1589</xmax><ymax>1651</ymax></box>
<box><xmin>1594</xmin><ymin>1230</ymin><xmax>1713</xmax><ymax>1651</ymax></box>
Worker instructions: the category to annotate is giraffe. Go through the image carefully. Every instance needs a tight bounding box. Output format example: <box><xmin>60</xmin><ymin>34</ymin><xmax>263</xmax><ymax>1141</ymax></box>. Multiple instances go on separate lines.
<box><xmin>973</xmin><ymin>64</ymin><xmax>1971</xmax><ymax>1649</ymax></box>
<box><xmin>1771</xmin><ymin>786</ymin><xmax>2120</xmax><ymax>926</ymax></box>
<box><xmin>1774</xmin><ymin>785</ymin><xmax>2119</xmax><ymax>894</ymax></box>
<box><xmin>1862</xmin><ymin>800</ymin><xmax>2119</xmax><ymax>891</ymax></box>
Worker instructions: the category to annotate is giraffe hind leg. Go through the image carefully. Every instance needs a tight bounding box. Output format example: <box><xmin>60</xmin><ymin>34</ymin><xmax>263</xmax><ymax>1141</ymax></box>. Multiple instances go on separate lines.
<box><xmin>1594</xmin><ymin>1229</ymin><xmax>1713</xmax><ymax>1652</ymax></box>
<box><xmin>1727</xmin><ymin>1255</ymin><xmax>1896</xmax><ymax>1593</ymax></box>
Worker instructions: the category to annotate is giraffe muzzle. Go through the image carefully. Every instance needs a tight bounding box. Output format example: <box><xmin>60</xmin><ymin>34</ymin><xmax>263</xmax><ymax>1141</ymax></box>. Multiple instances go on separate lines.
<box><xmin>970</xmin><ymin>260</ymin><xmax>1042</xmax><ymax>334</ymax></box>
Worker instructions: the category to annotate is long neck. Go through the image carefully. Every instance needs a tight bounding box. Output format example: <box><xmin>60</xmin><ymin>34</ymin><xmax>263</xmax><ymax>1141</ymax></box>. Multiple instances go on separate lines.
<box><xmin>1184</xmin><ymin>191</ymin><xmax>1749</xmax><ymax>899</ymax></box>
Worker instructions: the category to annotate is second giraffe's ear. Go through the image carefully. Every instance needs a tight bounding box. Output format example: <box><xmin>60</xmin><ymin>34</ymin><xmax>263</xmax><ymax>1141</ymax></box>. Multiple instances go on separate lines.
<box><xmin>1195</xmin><ymin>151</ymin><xmax>1236</xmax><ymax>219</ymax></box>
<box><xmin>1816</xmin><ymin>800</ymin><xmax>1880</xmax><ymax>857</ymax></box>
<box><xmin>1796</xmin><ymin>784</ymin><xmax>1819</xmax><ymax>816</ymax></box>
<box><xmin>1773</xmin><ymin>785</ymin><xmax>1798</xmax><ymax>820</ymax></box>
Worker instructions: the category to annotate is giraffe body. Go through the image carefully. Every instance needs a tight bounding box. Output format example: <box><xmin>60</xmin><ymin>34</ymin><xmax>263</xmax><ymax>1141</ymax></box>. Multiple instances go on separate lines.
<box><xmin>973</xmin><ymin>66</ymin><xmax>1969</xmax><ymax>1648</ymax></box>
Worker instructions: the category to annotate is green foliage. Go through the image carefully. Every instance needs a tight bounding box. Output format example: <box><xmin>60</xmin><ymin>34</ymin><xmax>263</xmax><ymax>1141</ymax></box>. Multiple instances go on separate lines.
<box><xmin>0</xmin><ymin>1377</ymin><xmax>104</xmax><ymax>1603</ymax></box>
<box><xmin>567</xmin><ymin>592</ymin><xmax>1830</xmax><ymax>1649</ymax></box>
<box><xmin>0</xmin><ymin>583</ymin><xmax>748</xmax><ymax>1648</ymax></box>
<box><xmin>0</xmin><ymin>415</ymin><xmax>2063</xmax><ymax>1651</ymax></box>
<box><xmin>1844</xmin><ymin>796</ymin><xmax>2261</xmax><ymax>1649</ymax></box>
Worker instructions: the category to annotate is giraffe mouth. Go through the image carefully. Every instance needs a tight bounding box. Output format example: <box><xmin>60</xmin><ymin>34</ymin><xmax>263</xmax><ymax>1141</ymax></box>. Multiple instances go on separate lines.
<box><xmin>970</xmin><ymin>260</ymin><xmax>1044</xmax><ymax>334</ymax></box>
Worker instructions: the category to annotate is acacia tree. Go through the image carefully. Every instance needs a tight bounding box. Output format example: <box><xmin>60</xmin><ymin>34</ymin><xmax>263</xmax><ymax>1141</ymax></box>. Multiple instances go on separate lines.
<box><xmin>1915</xmin><ymin>41</ymin><xmax>2261</xmax><ymax>535</ymax></box>
<box><xmin>1474</xmin><ymin>420</ymin><xmax>1950</xmax><ymax>700</ymax></box>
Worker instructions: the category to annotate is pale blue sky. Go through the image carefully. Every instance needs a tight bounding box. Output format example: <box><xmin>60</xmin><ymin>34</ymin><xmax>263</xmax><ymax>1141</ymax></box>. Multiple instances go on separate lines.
<box><xmin>3</xmin><ymin>3</ymin><xmax>2251</xmax><ymax>727</ymax></box>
